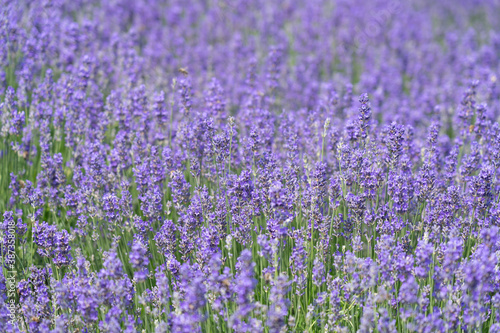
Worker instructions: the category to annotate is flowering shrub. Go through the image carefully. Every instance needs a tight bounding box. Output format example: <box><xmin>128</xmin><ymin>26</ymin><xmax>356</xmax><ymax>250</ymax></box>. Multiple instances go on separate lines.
<box><xmin>1</xmin><ymin>0</ymin><xmax>500</xmax><ymax>332</ymax></box>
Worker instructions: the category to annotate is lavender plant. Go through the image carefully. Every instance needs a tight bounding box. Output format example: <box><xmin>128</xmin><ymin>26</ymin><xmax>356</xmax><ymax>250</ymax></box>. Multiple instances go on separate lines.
<box><xmin>1</xmin><ymin>0</ymin><xmax>500</xmax><ymax>332</ymax></box>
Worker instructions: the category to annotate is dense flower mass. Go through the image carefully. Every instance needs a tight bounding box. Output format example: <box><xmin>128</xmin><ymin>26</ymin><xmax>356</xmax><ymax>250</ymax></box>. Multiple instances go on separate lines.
<box><xmin>1</xmin><ymin>0</ymin><xmax>500</xmax><ymax>331</ymax></box>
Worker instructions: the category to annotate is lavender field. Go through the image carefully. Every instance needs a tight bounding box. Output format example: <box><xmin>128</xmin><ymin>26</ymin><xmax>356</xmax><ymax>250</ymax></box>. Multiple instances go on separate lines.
<box><xmin>1</xmin><ymin>0</ymin><xmax>500</xmax><ymax>332</ymax></box>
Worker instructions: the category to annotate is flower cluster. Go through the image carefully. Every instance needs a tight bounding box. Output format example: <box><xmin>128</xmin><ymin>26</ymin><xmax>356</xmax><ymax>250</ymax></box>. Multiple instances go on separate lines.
<box><xmin>1</xmin><ymin>0</ymin><xmax>500</xmax><ymax>332</ymax></box>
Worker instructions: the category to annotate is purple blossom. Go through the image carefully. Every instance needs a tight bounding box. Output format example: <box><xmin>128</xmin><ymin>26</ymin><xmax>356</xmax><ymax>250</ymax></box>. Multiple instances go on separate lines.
<box><xmin>129</xmin><ymin>238</ymin><xmax>149</xmax><ymax>282</ymax></box>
